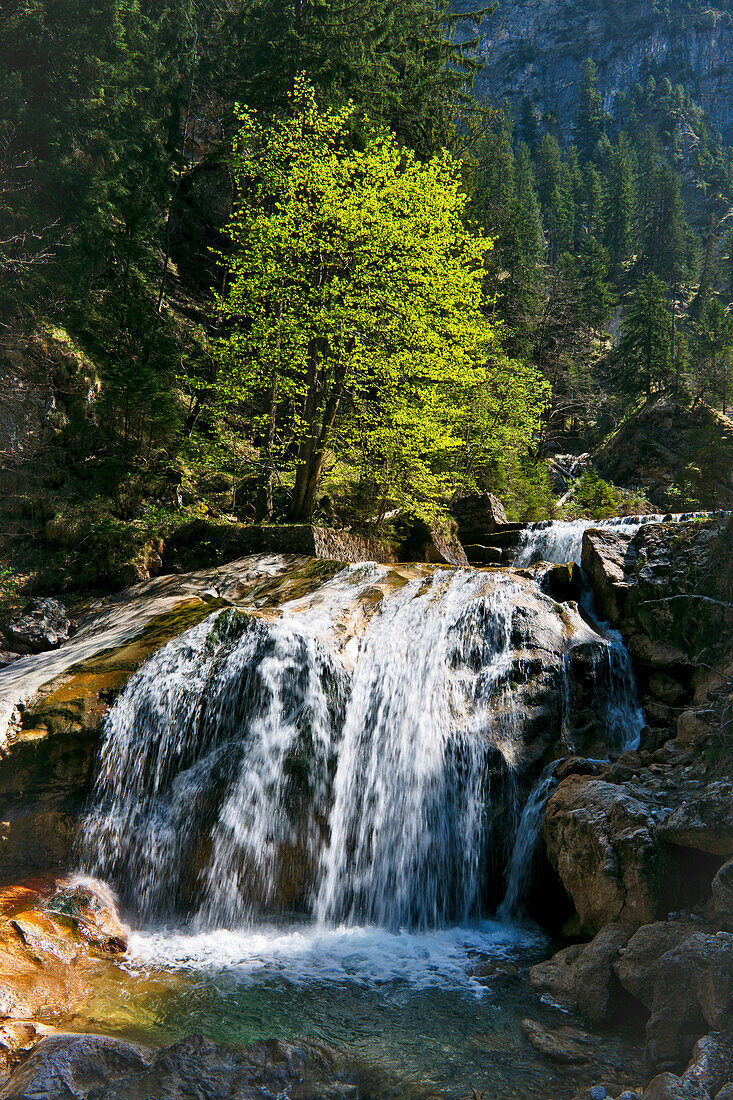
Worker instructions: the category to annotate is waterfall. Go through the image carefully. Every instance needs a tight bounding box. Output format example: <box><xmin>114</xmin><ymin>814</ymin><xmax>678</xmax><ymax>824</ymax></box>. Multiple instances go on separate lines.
<box><xmin>497</xmin><ymin>764</ymin><xmax>558</xmax><ymax>922</ymax></box>
<box><xmin>83</xmin><ymin>610</ymin><xmax>349</xmax><ymax>921</ymax></box>
<box><xmin>514</xmin><ymin>511</ymin><xmax>717</xmax><ymax>566</ymax></box>
<box><xmin>80</xmin><ymin>559</ymin><xmax>646</xmax><ymax>933</ymax></box>
<box><xmin>315</xmin><ymin>571</ymin><xmax>521</xmax><ymax>930</ymax></box>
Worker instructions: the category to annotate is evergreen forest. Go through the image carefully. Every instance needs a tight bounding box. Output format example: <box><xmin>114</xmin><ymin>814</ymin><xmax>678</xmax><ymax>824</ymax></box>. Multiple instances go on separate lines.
<box><xmin>2</xmin><ymin>0</ymin><xmax>733</xmax><ymax>598</ymax></box>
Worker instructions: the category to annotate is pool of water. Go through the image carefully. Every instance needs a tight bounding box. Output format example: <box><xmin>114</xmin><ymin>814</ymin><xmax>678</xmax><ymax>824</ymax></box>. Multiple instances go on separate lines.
<box><xmin>70</xmin><ymin>920</ymin><xmax>645</xmax><ymax>1099</ymax></box>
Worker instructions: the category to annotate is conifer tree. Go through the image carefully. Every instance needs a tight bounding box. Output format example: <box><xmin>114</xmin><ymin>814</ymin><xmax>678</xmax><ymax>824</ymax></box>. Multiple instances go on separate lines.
<box><xmin>618</xmin><ymin>272</ymin><xmax>671</xmax><ymax>399</ymax></box>
<box><xmin>574</xmin><ymin>59</ymin><xmax>605</xmax><ymax>162</ymax></box>
<box><xmin>604</xmin><ymin>135</ymin><xmax>635</xmax><ymax>269</ymax></box>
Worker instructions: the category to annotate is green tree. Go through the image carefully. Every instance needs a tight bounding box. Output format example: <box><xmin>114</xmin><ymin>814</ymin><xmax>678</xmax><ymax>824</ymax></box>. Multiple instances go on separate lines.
<box><xmin>219</xmin><ymin>0</ymin><xmax>484</xmax><ymax>154</ymax></box>
<box><xmin>574</xmin><ymin>59</ymin><xmax>605</xmax><ymax>161</ymax></box>
<box><xmin>217</xmin><ymin>82</ymin><xmax>547</xmax><ymax>521</ymax></box>
<box><xmin>578</xmin><ymin>236</ymin><xmax>615</xmax><ymax>335</ymax></box>
<box><xmin>618</xmin><ymin>272</ymin><xmax>671</xmax><ymax>399</ymax></box>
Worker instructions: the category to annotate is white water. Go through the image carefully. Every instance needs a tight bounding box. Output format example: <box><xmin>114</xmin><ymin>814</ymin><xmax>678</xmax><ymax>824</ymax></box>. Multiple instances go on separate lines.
<box><xmin>126</xmin><ymin>920</ymin><xmax>541</xmax><ymax>997</ymax></box>
<box><xmin>514</xmin><ymin>511</ymin><xmax>715</xmax><ymax>566</ymax></box>
<box><xmin>82</xmin><ymin>558</ymin><xmax>646</xmax><ymax>958</ymax></box>
<box><xmin>316</xmin><ymin>570</ymin><xmax>520</xmax><ymax>929</ymax></box>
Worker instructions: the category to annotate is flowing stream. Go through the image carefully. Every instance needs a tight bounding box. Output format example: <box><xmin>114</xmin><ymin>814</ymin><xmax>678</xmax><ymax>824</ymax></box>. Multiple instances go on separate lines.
<box><xmin>78</xmin><ymin>546</ymin><xmax>647</xmax><ymax>1098</ymax></box>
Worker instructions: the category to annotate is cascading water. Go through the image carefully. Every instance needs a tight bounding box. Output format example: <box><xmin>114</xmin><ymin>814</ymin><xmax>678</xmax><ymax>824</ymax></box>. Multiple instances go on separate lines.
<box><xmin>82</xmin><ymin>558</ymin><xmax>644</xmax><ymax>935</ymax></box>
<box><xmin>514</xmin><ymin>510</ymin><xmax>717</xmax><ymax>566</ymax></box>
<box><xmin>83</xmin><ymin>610</ymin><xmax>349</xmax><ymax>921</ymax></box>
<box><xmin>72</xmin><ymin>554</ymin><xmax>655</xmax><ymax>1100</ymax></box>
<box><xmin>315</xmin><ymin>571</ymin><xmax>521</xmax><ymax>929</ymax></box>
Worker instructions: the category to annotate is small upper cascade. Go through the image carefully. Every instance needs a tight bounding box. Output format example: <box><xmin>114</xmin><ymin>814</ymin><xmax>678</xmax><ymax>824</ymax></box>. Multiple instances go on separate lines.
<box><xmin>513</xmin><ymin>511</ymin><xmax>719</xmax><ymax>567</ymax></box>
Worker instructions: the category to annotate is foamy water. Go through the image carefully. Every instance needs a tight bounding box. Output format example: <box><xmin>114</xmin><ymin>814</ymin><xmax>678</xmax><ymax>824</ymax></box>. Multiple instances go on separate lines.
<box><xmin>127</xmin><ymin>921</ymin><xmax>543</xmax><ymax>998</ymax></box>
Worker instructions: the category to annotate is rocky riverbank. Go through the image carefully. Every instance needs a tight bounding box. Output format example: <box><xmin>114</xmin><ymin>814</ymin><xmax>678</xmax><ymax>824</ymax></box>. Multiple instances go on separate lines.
<box><xmin>0</xmin><ymin>514</ymin><xmax>730</xmax><ymax>1099</ymax></box>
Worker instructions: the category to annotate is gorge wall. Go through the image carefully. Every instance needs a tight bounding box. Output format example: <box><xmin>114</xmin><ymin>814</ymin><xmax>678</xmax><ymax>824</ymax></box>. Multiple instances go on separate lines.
<box><xmin>457</xmin><ymin>0</ymin><xmax>733</xmax><ymax>140</ymax></box>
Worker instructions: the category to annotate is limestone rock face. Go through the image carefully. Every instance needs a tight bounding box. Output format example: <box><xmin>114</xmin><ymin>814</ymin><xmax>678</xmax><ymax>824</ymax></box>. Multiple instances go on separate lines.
<box><xmin>542</xmin><ymin>776</ymin><xmax>663</xmax><ymax>934</ymax></box>
<box><xmin>528</xmin><ymin>922</ymin><xmax>635</xmax><ymax>1022</ymax></box>
<box><xmin>462</xmin><ymin>5</ymin><xmax>733</xmax><ymax>148</ymax></box>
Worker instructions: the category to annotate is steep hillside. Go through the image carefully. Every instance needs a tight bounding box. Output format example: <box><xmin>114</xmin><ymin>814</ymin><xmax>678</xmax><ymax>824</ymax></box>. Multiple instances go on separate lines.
<box><xmin>460</xmin><ymin>0</ymin><xmax>733</xmax><ymax>139</ymax></box>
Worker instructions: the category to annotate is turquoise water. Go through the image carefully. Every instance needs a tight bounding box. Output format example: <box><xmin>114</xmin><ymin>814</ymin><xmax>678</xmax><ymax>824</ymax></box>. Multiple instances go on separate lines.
<box><xmin>74</xmin><ymin>920</ymin><xmax>645</xmax><ymax>1100</ymax></box>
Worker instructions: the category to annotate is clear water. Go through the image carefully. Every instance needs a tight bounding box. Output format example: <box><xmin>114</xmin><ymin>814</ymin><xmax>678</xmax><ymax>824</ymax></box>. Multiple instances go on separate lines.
<box><xmin>74</xmin><ymin>920</ymin><xmax>643</xmax><ymax>1099</ymax></box>
<box><xmin>75</xmin><ymin>559</ymin><xmax>649</xmax><ymax>1097</ymax></box>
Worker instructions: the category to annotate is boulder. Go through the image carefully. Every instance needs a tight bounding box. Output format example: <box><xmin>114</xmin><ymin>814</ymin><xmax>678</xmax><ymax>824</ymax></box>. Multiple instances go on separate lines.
<box><xmin>543</xmin><ymin>776</ymin><xmax>663</xmax><ymax>934</ymax></box>
<box><xmin>45</xmin><ymin>875</ymin><xmax>128</xmax><ymax>952</ymax></box>
<box><xmin>396</xmin><ymin>517</ymin><xmax>468</xmax><ymax>566</ymax></box>
<box><xmin>0</xmin><ymin>1032</ymin><xmax>353</xmax><ymax>1100</ymax></box>
<box><xmin>0</xmin><ymin>1033</ymin><xmax>154</xmax><ymax>1100</ymax></box>
<box><xmin>712</xmin><ymin>861</ymin><xmax>733</xmax><ymax>932</ymax></box>
<box><xmin>645</xmin><ymin>933</ymin><xmax>733</xmax><ymax>1072</ymax></box>
<box><xmin>615</xmin><ymin>921</ymin><xmax>702</xmax><ymax>1009</ymax></box>
<box><xmin>539</xmin><ymin>560</ymin><xmax>583</xmax><ymax>603</ymax></box>
<box><xmin>520</xmin><ymin>1019</ymin><xmax>593</xmax><ymax>1064</ymax></box>
<box><xmin>643</xmin><ymin>1033</ymin><xmax>733</xmax><ymax>1100</ymax></box>
<box><xmin>450</xmin><ymin>492</ymin><xmax>508</xmax><ymax>533</ymax></box>
<box><xmin>529</xmin><ymin>922</ymin><xmax>635</xmax><ymax>1021</ymax></box>
<box><xmin>2</xmin><ymin>599</ymin><xmax>75</xmax><ymax>654</ymax></box>
<box><xmin>656</xmin><ymin>783</ymin><xmax>733</xmax><ymax>856</ymax></box>
<box><xmin>581</xmin><ymin>529</ymin><xmax>635</xmax><ymax>623</ymax></box>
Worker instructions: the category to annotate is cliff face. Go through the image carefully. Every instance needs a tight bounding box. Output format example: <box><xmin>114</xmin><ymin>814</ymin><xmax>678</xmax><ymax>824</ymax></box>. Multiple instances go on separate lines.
<box><xmin>458</xmin><ymin>0</ymin><xmax>733</xmax><ymax>139</ymax></box>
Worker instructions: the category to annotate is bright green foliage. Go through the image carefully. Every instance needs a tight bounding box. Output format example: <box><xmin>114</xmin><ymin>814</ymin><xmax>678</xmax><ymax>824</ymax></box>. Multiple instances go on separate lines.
<box><xmin>567</xmin><ymin>469</ymin><xmax>619</xmax><ymax>520</ymax></box>
<box><xmin>217</xmin><ymin>83</ymin><xmax>548</xmax><ymax>522</ymax></box>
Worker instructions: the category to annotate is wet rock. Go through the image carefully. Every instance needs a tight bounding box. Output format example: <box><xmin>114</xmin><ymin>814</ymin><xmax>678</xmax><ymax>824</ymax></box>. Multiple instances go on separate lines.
<box><xmin>45</xmin><ymin>875</ymin><xmax>128</xmax><ymax>952</ymax></box>
<box><xmin>2</xmin><ymin>599</ymin><xmax>75</xmax><ymax>654</ymax></box>
<box><xmin>539</xmin><ymin>560</ymin><xmax>583</xmax><ymax>603</ymax></box>
<box><xmin>712</xmin><ymin>861</ymin><xmax>733</xmax><ymax>932</ymax></box>
<box><xmin>615</xmin><ymin>921</ymin><xmax>702</xmax><ymax>1009</ymax></box>
<box><xmin>0</xmin><ymin>1033</ymin><xmax>155</xmax><ymax>1100</ymax></box>
<box><xmin>0</xmin><ymin>1032</ymin><xmax>355</xmax><ymax>1100</ymax></box>
<box><xmin>529</xmin><ymin>922</ymin><xmax>635</xmax><ymax>1022</ymax></box>
<box><xmin>581</xmin><ymin>529</ymin><xmax>635</xmax><ymax>623</ymax></box>
<box><xmin>543</xmin><ymin>776</ymin><xmax>663</xmax><ymax>934</ymax></box>
<box><xmin>0</xmin><ymin>1021</ymin><xmax>44</xmax><ymax>1073</ymax></box>
<box><xmin>0</xmin><ymin>876</ymin><xmax>127</xmax><ymax>1027</ymax></box>
<box><xmin>520</xmin><ymin>1018</ymin><xmax>592</xmax><ymax>1064</ymax></box>
<box><xmin>645</xmin><ymin>934</ymin><xmax>733</xmax><ymax>1071</ymax></box>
